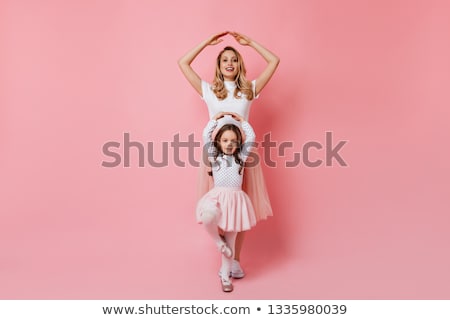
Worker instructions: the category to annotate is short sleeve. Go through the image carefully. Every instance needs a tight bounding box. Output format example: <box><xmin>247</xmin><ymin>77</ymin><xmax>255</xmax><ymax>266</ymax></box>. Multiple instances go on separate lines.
<box><xmin>251</xmin><ymin>80</ymin><xmax>259</xmax><ymax>100</ymax></box>
<box><xmin>201</xmin><ymin>80</ymin><xmax>211</xmax><ymax>100</ymax></box>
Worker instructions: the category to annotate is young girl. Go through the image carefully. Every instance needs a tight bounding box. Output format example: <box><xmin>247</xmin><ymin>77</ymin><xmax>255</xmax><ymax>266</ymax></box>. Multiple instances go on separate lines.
<box><xmin>178</xmin><ymin>31</ymin><xmax>279</xmax><ymax>278</ymax></box>
<box><xmin>196</xmin><ymin>112</ymin><xmax>256</xmax><ymax>292</ymax></box>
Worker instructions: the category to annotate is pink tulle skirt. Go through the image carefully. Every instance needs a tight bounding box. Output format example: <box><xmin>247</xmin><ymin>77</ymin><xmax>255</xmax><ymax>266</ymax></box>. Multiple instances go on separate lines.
<box><xmin>196</xmin><ymin>187</ymin><xmax>257</xmax><ymax>232</ymax></box>
<box><xmin>197</xmin><ymin>151</ymin><xmax>273</xmax><ymax>222</ymax></box>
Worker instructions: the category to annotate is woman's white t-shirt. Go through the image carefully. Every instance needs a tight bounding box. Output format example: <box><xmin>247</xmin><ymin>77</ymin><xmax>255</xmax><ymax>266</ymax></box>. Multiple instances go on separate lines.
<box><xmin>201</xmin><ymin>80</ymin><xmax>259</xmax><ymax>121</ymax></box>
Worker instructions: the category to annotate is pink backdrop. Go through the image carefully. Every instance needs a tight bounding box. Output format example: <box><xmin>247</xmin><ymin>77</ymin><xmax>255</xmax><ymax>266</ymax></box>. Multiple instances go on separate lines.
<box><xmin>1</xmin><ymin>0</ymin><xmax>449</xmax><ymax>299</ymax></box>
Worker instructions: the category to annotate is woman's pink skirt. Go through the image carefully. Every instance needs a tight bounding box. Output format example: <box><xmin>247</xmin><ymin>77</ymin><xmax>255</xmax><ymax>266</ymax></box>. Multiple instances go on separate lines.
<box><xmin>197</xmin><ymin>151</ymin><xmax>273</xmax><ymax>222</ymax></box>
<box><xmin>196</xmin><ymin>187</ymin><xmax>257</xmax><ymax>232</ymax></box>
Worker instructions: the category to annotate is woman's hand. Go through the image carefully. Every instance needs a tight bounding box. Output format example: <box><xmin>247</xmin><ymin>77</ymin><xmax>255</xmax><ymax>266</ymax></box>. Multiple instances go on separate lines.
<box><xmin>206</xmin><ymin>31</ymin><xmax>229</xmax><ymax>46</ymax></box>
<box><xmin>230</xmin><ymin>31</ymin><xmax>252</xmax><ymax>46</ymax></box>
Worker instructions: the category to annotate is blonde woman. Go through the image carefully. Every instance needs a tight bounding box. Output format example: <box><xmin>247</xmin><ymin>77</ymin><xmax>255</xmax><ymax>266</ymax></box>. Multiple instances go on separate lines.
<box><xmin>178</xmin><ymin>31</ymin><xmax>279</xmax><ymax>279</ymax></box>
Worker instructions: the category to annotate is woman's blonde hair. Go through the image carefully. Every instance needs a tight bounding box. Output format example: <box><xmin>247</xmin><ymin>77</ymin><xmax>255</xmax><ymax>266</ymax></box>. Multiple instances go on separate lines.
<box><xmin>212</xmin><ymin>46</ymin><xmax>254</xmax><ymax>101</ymax></box>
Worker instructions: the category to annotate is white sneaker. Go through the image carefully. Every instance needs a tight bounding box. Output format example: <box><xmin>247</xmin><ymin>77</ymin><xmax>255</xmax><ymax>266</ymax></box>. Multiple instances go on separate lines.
<box><xmin>231</xmin><ymin>260</ymin><xmax>245</xmax><ymax>279</ymax></box>
<box><xmin>218</xmin><ymin>260</ymin><xmax>246</xmax><ymax>279</ymax></box>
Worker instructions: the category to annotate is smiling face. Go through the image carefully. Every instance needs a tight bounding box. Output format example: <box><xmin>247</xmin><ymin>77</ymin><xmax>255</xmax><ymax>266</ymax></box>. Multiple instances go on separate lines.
<box><xmin>219</xmin><ymin>50</ymin><xmax>239</xmax><ymax>81</ymax></box>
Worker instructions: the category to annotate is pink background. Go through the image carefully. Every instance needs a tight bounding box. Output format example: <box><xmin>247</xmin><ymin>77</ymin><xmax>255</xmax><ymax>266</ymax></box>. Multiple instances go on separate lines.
<box><xmin>1</xmin><ymin>0</ymin><xmax>449</xmax><ymax>299</ymax></box>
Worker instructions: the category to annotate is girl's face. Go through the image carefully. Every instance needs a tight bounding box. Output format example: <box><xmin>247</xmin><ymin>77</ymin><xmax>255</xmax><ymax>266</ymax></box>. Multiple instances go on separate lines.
<box><xmin>219</xmin><ymin>129</ymin><xmax>239</xmax><ymax>155</ymax></box>
<box><xmin>220</xmin><ymin>50</ymin><xmax>238</xmax><ymax>81</ymax></box>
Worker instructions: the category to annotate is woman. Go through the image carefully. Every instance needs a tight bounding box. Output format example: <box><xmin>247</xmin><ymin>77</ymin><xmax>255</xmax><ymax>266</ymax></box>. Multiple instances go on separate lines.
<box><xmin>178</xmin><ymin>31</ymin><xmax>279</xmax><ymax>278</ymax></box>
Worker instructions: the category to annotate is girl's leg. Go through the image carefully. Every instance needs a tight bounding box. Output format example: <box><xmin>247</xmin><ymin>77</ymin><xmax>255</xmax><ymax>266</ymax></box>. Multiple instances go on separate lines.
<box><xmin>220</xmin><ymin>232</ymin><xmax>237</xmax><ymax>275</ymax></box>
<box><xmin>218</xmin><ymin>231</ymin><xmax>246</xmax><ymax>279</ymax></box>
<box><xmin>234</xmin><ymin>231</ymin><xmax>245</xmax><ymax>262</ymax></box>
<box><xmin>200</xmin><ymin>204</ymin><xmax>232</xmax><ymax>258</ymax></box>
<box><xmin>230</xmin><ymin>231</ymin><xmax>246</xmax><ymax>279</ymax></box>
<box><xmin>204</xmin><ymin>222</ymin><xmax>232</xmax><ymax>257</ymax></box>
<box><xmin>220</xmin><ymin>231</ymin><xmax>237</xmax><ymax>292</ymax></box>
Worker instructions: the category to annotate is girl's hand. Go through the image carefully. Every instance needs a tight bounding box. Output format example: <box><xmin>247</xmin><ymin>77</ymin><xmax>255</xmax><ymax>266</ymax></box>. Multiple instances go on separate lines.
<box><xmin>206</xmin><ymin>31</ymin><xmax>229</xmax><ymax>46</ymax></box>
<box><xmin>230</xmin><ymin>31</ymin><xmax>252</xmax><ymax>46</ymax></box>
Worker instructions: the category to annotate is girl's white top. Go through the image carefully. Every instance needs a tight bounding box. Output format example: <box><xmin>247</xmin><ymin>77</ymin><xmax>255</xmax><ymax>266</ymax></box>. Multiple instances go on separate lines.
<box><xmin>202</xmin><ymin>119</ymin><xmax>256</xmax><ymax>188</ymax></box>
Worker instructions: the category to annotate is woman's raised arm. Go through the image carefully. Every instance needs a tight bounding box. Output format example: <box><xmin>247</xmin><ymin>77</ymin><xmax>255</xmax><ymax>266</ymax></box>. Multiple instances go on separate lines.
<box><xmin>230</xmin><ymin>31</ymin><xmax>280</xmax><ymax>96</ymax></box>
<box><xmin>178</xmin><ymin>31</ymin><xmax>228</xmax><ymax>96</ymax></box>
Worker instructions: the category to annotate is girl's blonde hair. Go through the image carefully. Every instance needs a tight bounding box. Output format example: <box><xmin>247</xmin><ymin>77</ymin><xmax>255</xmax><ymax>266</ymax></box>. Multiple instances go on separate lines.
<box><xmin>212</xmin><ymin>46</ymin><xmax>254</xmax><ymax>101</ymax></box>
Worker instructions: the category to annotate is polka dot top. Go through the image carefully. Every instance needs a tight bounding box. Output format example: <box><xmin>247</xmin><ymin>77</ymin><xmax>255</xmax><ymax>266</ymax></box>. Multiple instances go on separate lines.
<box><xmin>202</xmin><ymin>120</ymin><xmax>256</xmax><ymax>188</ymax></box>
